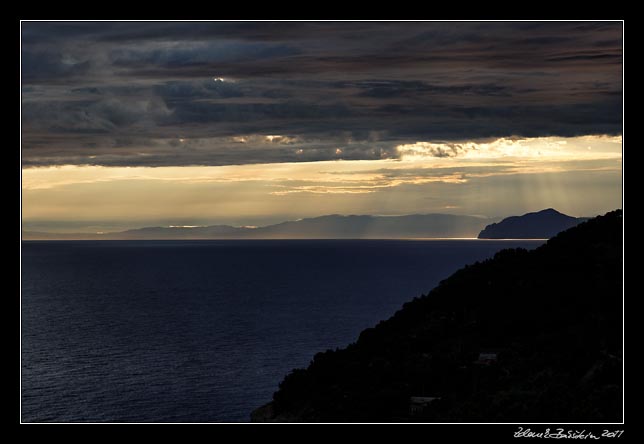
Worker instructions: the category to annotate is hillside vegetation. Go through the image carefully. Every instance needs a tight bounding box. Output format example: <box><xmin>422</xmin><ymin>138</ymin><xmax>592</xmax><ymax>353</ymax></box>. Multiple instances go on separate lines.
<box><xmin>253</xmin><ymin>210</ymin><xmax>623</xmax><ymax>422</ymax></box>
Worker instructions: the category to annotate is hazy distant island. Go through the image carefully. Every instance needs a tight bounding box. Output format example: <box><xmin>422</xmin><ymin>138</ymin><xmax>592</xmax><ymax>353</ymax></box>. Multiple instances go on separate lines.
<box><xmin>252</xmin><ymin>210</ymin><xmax>622</xmax><ymax>422</ymax></box>
<box><xmin>23</xmin><ymin>213</ymin><xmax>495</xmax><ymax>240</ymax></box>
<box><xmin>478</xmin><ymin>208</ymin><xmax>587</xmax><ymax>239</ymax></box>
<box><xmin>23</xmin><ymin>210</ymin><xmax>590</xmax><ymax>241</ymax></box>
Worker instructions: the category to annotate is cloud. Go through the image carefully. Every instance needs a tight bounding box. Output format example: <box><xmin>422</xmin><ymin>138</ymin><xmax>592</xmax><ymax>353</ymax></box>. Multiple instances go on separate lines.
<box><xmin>109</xmin><ymin>40</ymin><xmax>301</xmax><ymax>70</ymax></box>
<box><xmin>21</xmin><ymin>21</ymin><xmax>622</xmax><ymax>168</ymax></box>
<box><xmin>349</xmin><ymin>80</ymin><xmax>510</xmax><ymax>98</ymax></box>
<box><xmin>21</xmin><ymin>50</ymin><xmax>92</xmax><ymax>83</ymax></box>
<box><xmin>396</xmin><ymin>142</ymin><xmax>466</xmax><ymax>158</ymax></box>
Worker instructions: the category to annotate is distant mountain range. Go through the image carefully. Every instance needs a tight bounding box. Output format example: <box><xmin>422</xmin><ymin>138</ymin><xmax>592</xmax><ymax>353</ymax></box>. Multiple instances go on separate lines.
<box><xmin>23</xmin><ymin>209</ymin><xmax>597</xmax><ymax>241</ymax></box>
<box><xmin>477</xmin><ymin>208</ymin><xmax>588</xmax><ymax>239</ymax></box>
<box><xmin>23</xmin><ymin>214</ymin><xmax>495</xmax><ymax>240</ymax></box>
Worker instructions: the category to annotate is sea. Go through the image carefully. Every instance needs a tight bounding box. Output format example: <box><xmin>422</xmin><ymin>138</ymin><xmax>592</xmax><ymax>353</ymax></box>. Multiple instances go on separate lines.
<box><xmin>21</xmin><ymin>239</ymin><xmax>544</xmax><ymax>422</ymax></box>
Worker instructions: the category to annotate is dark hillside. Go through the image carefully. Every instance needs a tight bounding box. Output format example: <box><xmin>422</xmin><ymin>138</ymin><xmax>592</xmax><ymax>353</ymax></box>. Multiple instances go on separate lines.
<box><xmin>478</xmin><ymin>208</ymin><xmax>586</xmax><ymax>239</ymax></box>
<box><xmin>253</xmin><ymin>210</ymin><xmax>623</xmax><ymax>422</ymax></box>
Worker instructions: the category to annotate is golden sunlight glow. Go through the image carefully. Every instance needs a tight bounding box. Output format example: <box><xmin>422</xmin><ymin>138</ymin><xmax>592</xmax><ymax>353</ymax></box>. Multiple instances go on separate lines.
<box><xmin>265</xmin><ymin>135</ymin><xmax>298</xmax><ymax>144</ymax></box>
<box><xmin>22</xmin><ymin>136</ymin><xmax>622</xmax><ymax>193</ymax></box>
<box><xmin>168</xmin><ymin>225</ymin><xmax>204</xmax><ymax>228</ymax></box>
<box><xmin>396</xmin><ymin>136</ymin><xmax>622</xmax><ymax>162</ymax></box>
<box><xmin>231</xmin><ymin>134</ymin><xmax>299</xmax><ymax>144</ymax></box>
<box><xmin>22</xmin><ymin>135</ymin><xmax>622</xmax><ymax>228</ymax></box>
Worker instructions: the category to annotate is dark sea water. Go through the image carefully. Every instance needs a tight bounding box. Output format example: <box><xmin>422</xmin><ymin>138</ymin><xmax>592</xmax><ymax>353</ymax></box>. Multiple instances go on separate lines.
<box><xmin>21</xmin><ymin>239</ymin><xmax>544</xmax><ymax>422</ymax></box>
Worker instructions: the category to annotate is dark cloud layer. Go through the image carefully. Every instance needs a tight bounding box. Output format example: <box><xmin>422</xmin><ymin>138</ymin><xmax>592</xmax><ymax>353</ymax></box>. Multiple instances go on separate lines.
<box><xmin>21</xmin><ymin>21</ymin><xmax>622</xmax><ymax>167</ymax></box>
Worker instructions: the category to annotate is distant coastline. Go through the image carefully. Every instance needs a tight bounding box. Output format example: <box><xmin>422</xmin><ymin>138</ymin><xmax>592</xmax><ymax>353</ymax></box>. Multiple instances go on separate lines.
<box><xmin>23</xmin><ymin>209</ymin><xmax>598</xmax><ymax>241</ymax></box>
<box><xmin>477</xmin><ymin>208</ymin><xmax>588</xmax><ymax>240</ymax></box>
<box><xmin>23</xmin><ymin>213</ymin><xmax>494</xmax><ymax>241</ymax></box>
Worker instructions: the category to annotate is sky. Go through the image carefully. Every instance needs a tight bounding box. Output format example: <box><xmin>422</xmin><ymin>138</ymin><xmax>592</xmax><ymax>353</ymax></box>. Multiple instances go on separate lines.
<box><xmin>21</xmin><ymin>21</ymin><xmax>623</xmax><ymax>233</ymax></box>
